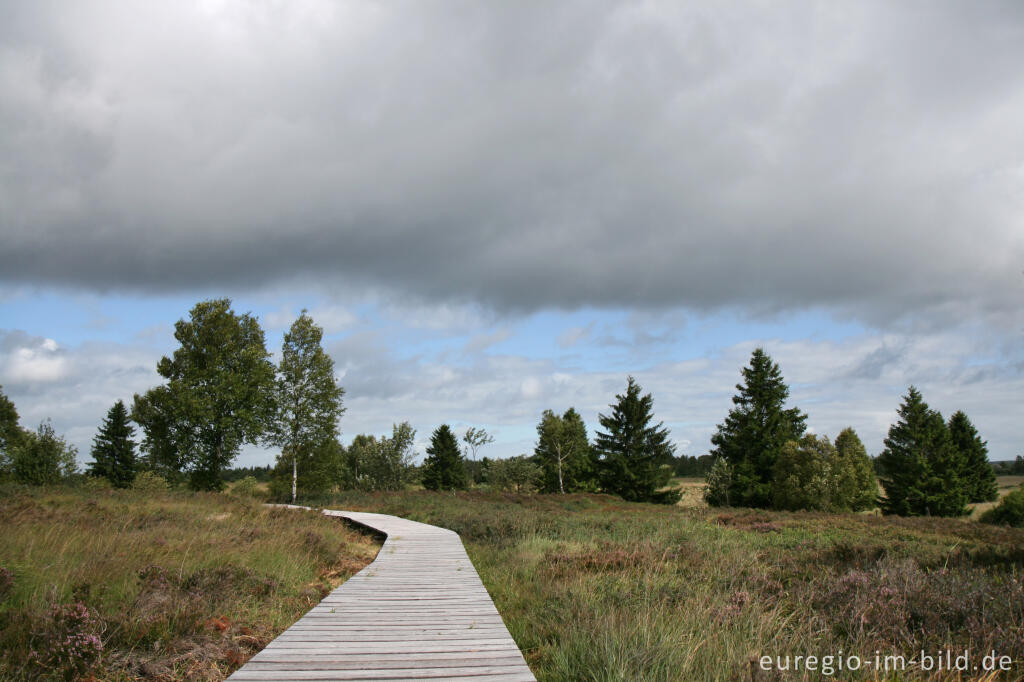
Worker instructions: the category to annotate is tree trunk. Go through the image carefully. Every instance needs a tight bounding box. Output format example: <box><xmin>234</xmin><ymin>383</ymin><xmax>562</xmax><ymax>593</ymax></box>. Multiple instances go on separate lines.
<box><xmin>558</xmin><ymin>453</ymin><xmax>565</xmax><ymax>494</ymax></box>
<box><xmin>292</xmin><ymin>453</ymin><xmax>297</xmax><ymax>503</ymax></box>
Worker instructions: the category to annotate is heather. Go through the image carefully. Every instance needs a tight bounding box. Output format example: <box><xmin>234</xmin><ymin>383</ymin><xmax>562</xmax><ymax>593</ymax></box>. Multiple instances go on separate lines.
<box><xmin>316</xmin><ymin>489</ymin><xmax>1024</xmax><ymax>681</ymax></box>
<box><xmin>0</xmin><ymin>485</ymin><xmax>378</xmax><ymax>680</ymax></box>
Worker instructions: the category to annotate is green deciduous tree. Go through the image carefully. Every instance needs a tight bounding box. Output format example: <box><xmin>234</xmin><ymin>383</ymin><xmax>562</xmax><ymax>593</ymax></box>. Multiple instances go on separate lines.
<box><xmin>594</xmin><ymin>376</ymin><xmax>678</xmax><ymax>504</ymax></box>
<box><xmin>710</xmin><ymin>348</ymin><xmax>806</xmax><ymax>508</ymax></box>
<box><xmin>534</xmin><ymin>407</ymin><xmax>594</xmax><ymax>494</ymax></box>
<box><xmin>130</xmin><ymin>386</ymin><xmax>187</xmax><ymax>485</ymax></box>
<box><xmin>340</xmin><ymin>434</ymin><xmax>374</xmax><ymax>489</ymax></box>
<box><xmin>346</xmin><ymin>422</ymin><xmax>417</xmax><ymax>492</ymax></box>
<box><xmin>877</xmin><ymin>387</ymin><xmax>967</xmax><ymax>517</ymax></box>
<box><xmin>269</xmin><ymin>438</ymin><xmax>343</xmax><ymax>499</ymax></box>
<box><xmin>703</xmin><ymin>457</ymin><xmax>732</xmax><ymax>507</ymax></box>
<box><xmin>0</xmin><ymin>386</ymin><xmax>27</xmax><ymax>480</ymax></box>
<box><xmin>833</xmin><ymin>427</ymin><xmax>878</xmax><ymax>511</ymax></box>
<box><xmin>980</xmin><ymin>484</ymin><xmax>1024</xmax><ymax>527</ymax></box>
<box><xmin>421</xmin><ymin>424</ymin><xmax>467</xmax><ymax>491</ymax></box>
<box><xmin>12</xmin><ymin>420</ymin><xmax>78</xmax><ymax>485</ymax></box>
<box><xmin>132</xmin><ymin>299</ymin><xmax>276</xmax><ymax>491</ymax></box>
<box><xmin>268</xmin><ymin>311</ymin><xmax>345</xmax><ymax>503</ymax></box>
<box><xmin>488</xmin><ymin>455</ymin><xmax>541</xmax><ymax>493</ymax></box>
<box><xmin>87</xmin><ymin>400</ymin><xmax>137</xmax><ymax>488</ymax></box>
<box><xmin>770</xmin><ymin>431</ymin><xmax>878</xmax><ymax>512</ymax></box>
<box><xmin>462</xmin><ymin>427</ymin><xmax>494</xmax><ymax>461</ymax></box>
<box><xmin>948</xmin><ymin>411</ymin><xmax>998</xmax><ymax>503</ymax></box>
<box><xmin>772</xmin><ymin>435</ymin><xmax>833</xmax><ymax>511</ymax></box>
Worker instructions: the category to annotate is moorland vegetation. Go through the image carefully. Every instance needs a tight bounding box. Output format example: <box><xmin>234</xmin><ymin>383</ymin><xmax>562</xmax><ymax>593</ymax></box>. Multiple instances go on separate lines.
<box><xmin>2</xmin><ymin>297</ymin><xmax>1023</xmax><ymax>679</ymax></box>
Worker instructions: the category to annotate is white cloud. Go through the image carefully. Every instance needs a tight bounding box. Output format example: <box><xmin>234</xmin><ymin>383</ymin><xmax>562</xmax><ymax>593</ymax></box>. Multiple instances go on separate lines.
<box><xmin>6</xmin><ymin>344</ymin><xmax>67</xmax><ymax>383</ymax></box>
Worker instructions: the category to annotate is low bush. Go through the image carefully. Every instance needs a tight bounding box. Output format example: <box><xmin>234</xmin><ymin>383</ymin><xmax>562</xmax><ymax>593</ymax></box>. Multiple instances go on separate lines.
<box><xmin>131</xmin><ymin>470</ymin><xmax>169</xmax><ymax>492</ymax></box>
<box><xmin>981</xmin><ymin>484</ymin><xmax>1024</xmax><ymax>527</ymax></box>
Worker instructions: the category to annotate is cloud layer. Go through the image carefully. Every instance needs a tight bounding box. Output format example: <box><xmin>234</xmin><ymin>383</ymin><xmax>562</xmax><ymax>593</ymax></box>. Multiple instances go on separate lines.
<box><xmin>2</xmin><ymin>1</ymin><xmax>1022</xmax><ymax>327</ymax></box>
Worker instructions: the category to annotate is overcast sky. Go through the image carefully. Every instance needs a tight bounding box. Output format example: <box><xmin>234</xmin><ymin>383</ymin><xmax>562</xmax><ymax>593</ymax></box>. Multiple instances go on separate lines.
<box><xmin>1</xmin><ymin>1</ymin><xmax>1021</xmax><ymax>466</ymax></box>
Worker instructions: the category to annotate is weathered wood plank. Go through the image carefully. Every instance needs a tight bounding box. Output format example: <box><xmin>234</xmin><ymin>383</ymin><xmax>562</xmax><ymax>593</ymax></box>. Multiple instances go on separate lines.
<box><xmin>229</xmin><ymin>666</ymin><xmax>533</xmax><ymax>679</ymax></box>
<box><xmin>227</xmin><ymin>509</ymin><xmax>535</xmax><ymax>681</ymax></box>
<box><xmin>233</xmin><ymin>667</ymin><xmax>540</xmax><ymax>679</ymax></box>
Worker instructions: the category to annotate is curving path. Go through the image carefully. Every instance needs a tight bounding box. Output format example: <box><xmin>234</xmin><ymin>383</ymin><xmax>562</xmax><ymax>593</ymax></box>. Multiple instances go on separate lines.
<box><xmin>228</xmin><ymin>509</ymin><xmax>536</xmax><ymax>681</ymax></box>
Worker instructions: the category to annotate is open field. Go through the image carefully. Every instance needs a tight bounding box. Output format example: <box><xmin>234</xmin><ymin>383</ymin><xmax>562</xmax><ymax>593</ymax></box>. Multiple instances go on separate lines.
<box><xmin>2</xmin><ymin>478</ymin><xmax>1022</xmax><ymax>680</ymax></box>
<box><xmin>970</xmin><ymin>476</ymin><xmax>1024</xmax><ymax>520</ymax></box>
<box><xmin>0</xmin><ymin>485</ymin><xmax>379</xmax><ymax>681</ymax></box>
<box><xmin>313</xmin><ymin>488</ymin><xmax>1024</xmax><ymax>681</ymax></box>
<box><xmin>673</xmin><ymin>475</ymin><xmax>1024</xmax><ymax>521</ymax></box>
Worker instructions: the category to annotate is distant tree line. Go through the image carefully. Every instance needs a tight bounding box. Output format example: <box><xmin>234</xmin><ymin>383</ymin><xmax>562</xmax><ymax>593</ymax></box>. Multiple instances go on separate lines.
<box><xmin>992</xmin><ymin>456</ymin><xmax>1024</xmax><ymax>476</ymax></box>
<box><xmin>2</xmin><ymin>300</ymin><xmax>1011</xmax><ymax>518</ymax></box>
<box><xmin>222</xmin><ymin>465</ymin><xmax>273</xmax><ymax>482</ymax></box>
<box><xmin>0</xmin><ymin>388</ymin><xmax>79</xmax><ymax>486</ymax></box>
<box><xmin>701</xmin><ymin>348</ymin><xmax>999</xmax><ymax>517</ymax></box>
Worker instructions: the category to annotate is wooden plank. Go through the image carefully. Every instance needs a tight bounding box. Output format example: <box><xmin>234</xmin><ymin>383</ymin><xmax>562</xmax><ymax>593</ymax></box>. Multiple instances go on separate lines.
<box><xmin>232</xmin><ymin>667</ymin><xmax>536</xmax><ymax>679</ymax></box>
<box><xmin>227</xmin><ymin>509</ymin><xmax>535</xmax><ymax>681</ymax></box>
<box><xmin>230</xmin><ymin>666</ymin><xmax>533</xmax><ymax>679</ymax></box>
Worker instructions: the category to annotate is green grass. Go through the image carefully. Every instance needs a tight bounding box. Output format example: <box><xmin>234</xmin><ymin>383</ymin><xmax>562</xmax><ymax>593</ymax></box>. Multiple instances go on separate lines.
<box><xmin>312</xmin><ymin>489</ymin><xmax>1024</xmax><ymax>681</ymax></box>
<box><xmin>4</xmin><ymin>479</ymin><xmax>1022</xmax><ymax>680</ymax></box>
<box><xmin>0</xmin><ymin>484</ymin><xmax>379</xmax><ymax>680</ymax></box>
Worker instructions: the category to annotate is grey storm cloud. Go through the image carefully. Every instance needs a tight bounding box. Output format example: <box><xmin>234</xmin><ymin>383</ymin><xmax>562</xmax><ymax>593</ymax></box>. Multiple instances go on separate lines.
<box><xmin>2</xmin><ymin>1</ymin><xmax>1023</xmax><ymax>326</ymax></box>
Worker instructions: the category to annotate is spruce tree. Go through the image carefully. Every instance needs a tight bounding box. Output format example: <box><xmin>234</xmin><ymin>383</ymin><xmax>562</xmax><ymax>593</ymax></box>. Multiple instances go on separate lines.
<box><xmin>421</xmin><ymin>424</ymin><xmax>467</xmax><ymax>491</ymax></box>
<box><xmin>948</xmin><ymin>411</ymin><xmax>998</xmax><ymax>503</ymax></box>
<box><xmin>88</xmin><ymin>400</ymin><xmax>137</xmax><ymax>488</ymax></box>
<box><xmin>534</xmin><ymin>407</ymin><xmax>595</xmax><ymax>493</ymax></box>
<box><xmin>833</xmin><ymin>427</ymin><xmax>878</xmax><ymax>511</ymax></box>
<box><xmin>709</xmin><ymin>348</ymin><xmax>806</xmax><ymax>508</ymax></box>
<box><xmin>877</xmin><ymin>387</ymin><xmax>967</xmax><ymax>517</ymax></box>
<box><xmin>594</xmin><ymin>377</ymin><xmax>678</xmax><ymax>503</ymax></box>
<box><xmin>268</xmin><ymin>311</ymin><xmax>345</xmax><ymax>503</ymax></box>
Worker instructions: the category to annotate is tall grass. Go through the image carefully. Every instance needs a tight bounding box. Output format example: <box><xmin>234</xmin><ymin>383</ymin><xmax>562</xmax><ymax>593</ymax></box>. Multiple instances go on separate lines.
<box><xmin>0</xmin><ymin>484</ymin><xmax>379</xmax><ymax>680</ymax></box>
<box><xmin>316</xmin><ymin>490</ymin><xmax>1024</xmax><ymax>681</ymax></box>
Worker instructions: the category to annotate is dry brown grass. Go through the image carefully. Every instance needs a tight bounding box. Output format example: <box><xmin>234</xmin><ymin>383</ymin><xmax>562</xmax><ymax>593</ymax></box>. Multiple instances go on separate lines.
<box><xmin>0</xmin><ymin>484</ymin><xmax>379</xmax><ymax>681</ymax></box>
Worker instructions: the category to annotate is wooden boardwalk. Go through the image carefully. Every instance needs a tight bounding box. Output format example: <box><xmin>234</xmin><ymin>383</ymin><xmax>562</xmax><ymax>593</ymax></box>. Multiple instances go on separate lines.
<box><xmin>228</xmin><ymin>509</ymin><xmax>536</xmax><ymax>681</ymax></box>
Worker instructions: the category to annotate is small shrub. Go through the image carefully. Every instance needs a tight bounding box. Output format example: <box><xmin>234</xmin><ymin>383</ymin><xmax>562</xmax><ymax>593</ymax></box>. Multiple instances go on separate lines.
<box><xmin>980</xmin><ymin>485</ymin><xmax>1024</xmax><ymax>527</ymax></box>
<box><xmin>81</xmin><ymin>475</ymin><xmax>113</xmax><ymax>491</ymax></box>
<box><xmin>132</xmin><ymin>470</ymin><xmax>170</xmax><ymax>492</ymax></box>
<box><xmin>30</xmin><ymin>601</ymin><xmax>104</xmax><ymax>679</ymax></box>
<box><xmin>231</xmin><ymin>475</ymin><xmax>262</xmax><ymax>499</ymax></box>
<box><xmin>703</xmin><ymin>457</ymin><xmax>731</xmax><ymax>507</ymax></box>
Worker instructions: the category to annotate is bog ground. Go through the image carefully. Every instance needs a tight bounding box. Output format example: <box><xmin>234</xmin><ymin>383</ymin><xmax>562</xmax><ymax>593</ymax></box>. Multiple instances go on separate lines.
<box><xmin>1</xmin><ymin>483</ymin><xmax>1022</xmax><ymax>680</ymax></box>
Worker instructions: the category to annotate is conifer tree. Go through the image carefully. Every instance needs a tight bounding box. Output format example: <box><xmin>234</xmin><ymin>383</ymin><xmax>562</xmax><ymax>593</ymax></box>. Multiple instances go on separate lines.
<box><xmin>421</xmin><ymin>424</ymin><xmax>467</xmax><ymax>491</ymax></box>
<box><xmin>709</xmin><ymin>348</ymin><xmax>806</xmax><ymax>508</ymax></box>
<box><xmin>833</xmin><ymin>427</ymin><xmax>878</xmax><ymax>511</ymax></box>
<box><xmin>947</xmin><ymin>411</ymin><xmax>998</xmax><ymax>503</ymax></box>
<box><xmin>87</xmin><ymin>400</ymin><xmax>137</xmax><ymax>488</ymax></box>
<box><xmin>534</xmin><ymin>407</ymin><xmax>594</xmax><ymax>493</ymax></box>
<box><xmin>877</xmin><ymin>387</ymin><xmax>967</xmax><ymax>517</ymax></box>
<box><xmin>268</xmin><ymin>311</ymin><xmax>345</xmax><ymax>503</ymax></box>
<box><xmin>594</xmin><ymin>377</ymin><xmax>678</xmax><ymax>503</ymax></box>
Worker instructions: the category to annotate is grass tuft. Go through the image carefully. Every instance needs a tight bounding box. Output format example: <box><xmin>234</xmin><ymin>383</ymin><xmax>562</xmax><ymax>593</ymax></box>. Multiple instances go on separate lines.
<box><xmin>0</xmin><ymin>484</ymin><xmax>379</xmax><ymax>680</ymax></box>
